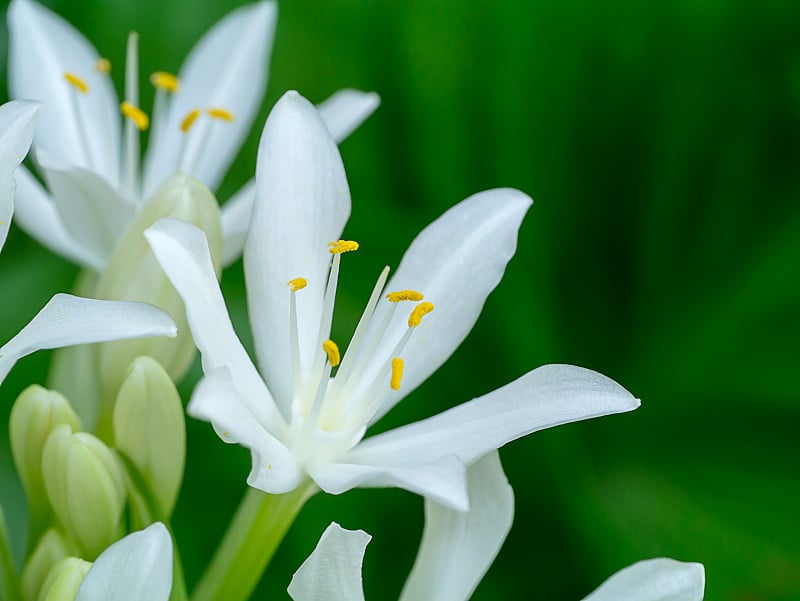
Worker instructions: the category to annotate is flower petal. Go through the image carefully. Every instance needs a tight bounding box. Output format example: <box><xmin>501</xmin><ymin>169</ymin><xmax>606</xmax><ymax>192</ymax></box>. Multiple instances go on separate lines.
<box><xmin>581</xmin><ymin>558</ymin><xmax>706</xmax><ymax>601</ymax></box>
<box><xmin>349</xmin><ymin>364</ymin><xmax>640</xmax><ymax>467</ymax></box>
<box><xmin>399</xmin><ymin>451</ymin><xmax>514</xmax><ymax>601</ymax></box>
<box><xmin>142</xmin><ymin>1</ymin><xmax>278</xmax><ymax>196</ymax></box>
<box><xmin>0</xmin><ymin>100</ymin><xmax>38</xmax><ymax>253</ymax></box>
<box><xmin>244</xmin><ymin>91</ymin><xmax>351</xmax><ymax>413</ymax></box>
<box><xmin>75</xmin><ymin>522</ymin><xmax>172</xmax><ymax>601</ymax></box>
<box><xmin>288</xmin><ymin>522</ymin><xmax>370</xmax><ymax>601</ymax></box>
<box><xmin>144</xmin><ymin>217</ymin><xmax>286</xmax><ymax>436</ymax></box>
<box><xmin>0</xmin><ymin>294</ymin><xmax>176</xmax><ymax>385</ymax></box>
<box><xmin>220</xmin><ymin>178</ymin><xmax>255</xmax><ymax>267</ymax></box>
<box><xmin>316</xmin><ymin>89</ymin><xmax>380</xmax><ymax>144</ymax></box>
<box><xmin>8</xmin><ymin>0</ymin><xmax>120</xmax><ymax>185</ymax></box>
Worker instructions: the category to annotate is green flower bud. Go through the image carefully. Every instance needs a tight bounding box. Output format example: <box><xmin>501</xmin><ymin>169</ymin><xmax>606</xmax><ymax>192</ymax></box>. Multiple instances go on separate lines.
<box><xmin>21</xmin><ymin>529</ymin><xmax>70</xmax><ymax>601</ymax></box>
<box><xmin>37</xmin><ymin>557</ymin><xmax>90</xmax><ymax>601</ymax></box>
<box><xmin>113</xmin><ymin>356</ymin><xmax>186</xmax><ymax>521</ymax></box>
<box><xmin>41</xmin><ymin>426</ymin><xmax>125</xmax><ymax>560</ymax></box>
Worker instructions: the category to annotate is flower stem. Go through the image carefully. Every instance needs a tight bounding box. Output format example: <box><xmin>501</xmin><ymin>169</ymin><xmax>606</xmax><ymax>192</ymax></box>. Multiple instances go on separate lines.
<box><xmin>0</xmin><ymin>506</ymin><xmax>22</xmax><ymax>601</ymax></box>
<box><xmin>190</xmin><ymin>481</ymin><xmax>317</xmax><ymax>601</ymax></box>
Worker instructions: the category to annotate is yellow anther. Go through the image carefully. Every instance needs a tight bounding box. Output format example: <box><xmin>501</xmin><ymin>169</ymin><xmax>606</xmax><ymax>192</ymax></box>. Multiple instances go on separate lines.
<box><xmin>287</xmin><ymin>277</ymin><xmax>307</xmax><ymax>292</ymax></box>
<box><xmin>322</xmin><ymin>339</ymin><xmax>341</xmax><ymax>367</ymax></box>
<box><xmin>328</xmin><ymin>240</ymin><xmax>359</xmax><ymax>254</ymax></box>
<box><xmin>150</xmin><ymin>71</ymin><xmax>180</xmax><ymax>93</ymax></box>
<box><xmin>120</xmin><ymin>102</ymin><xmax>149</xmax><ymax>131</ymax></box>
<box><xmin>386</xmin><ymin>290</ymin><xmax>424</xmax><ymax>303</ymax></box>
<box><xmin>95</xmin><ymin>58</ymin><xmax>111</xmax><ymax>74</ymax></box>
<box><xmin>408</xmin><ymin>301</ymin><xmax>435</xmax><ymax>328</ymax></box>
<box><xmin>390</xmin><ymin>357</ymin><xmax>404</xmax><ymax>391</ymax></box>
<box><xmin>181</xmin><ymin>109</ymin><xmax>201</xmax><ymax>133</ymax></box>
<box><xmin>207</xmin><ymin>107</ymin><xmax>234</xmax><ymax>121</ymax></box>
<box><xmin>64</xmin><ymin>72</ymin><xmax>89</xmax><ymax>94</ymax></box>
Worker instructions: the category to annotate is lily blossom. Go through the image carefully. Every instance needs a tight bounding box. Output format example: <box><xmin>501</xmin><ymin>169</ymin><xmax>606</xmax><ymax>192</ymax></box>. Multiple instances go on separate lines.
<box><xmin>0</xmin><ymin>99</ymin><xmax>38</xmax><ymax>252</ymax></box>
<box><xmin>145</xmin><ymin>91</ymin><xmax>640</xmax><ymax>511</ymax></box>
<box><xmin>582</xmin><ymin>558</ymin><xmax>706</xmax><ymax>601</ymax></box>
<box><xmin>7</xmin><ymin>0</ymin><xmax>379</xmax><ymax>271</ymax></box>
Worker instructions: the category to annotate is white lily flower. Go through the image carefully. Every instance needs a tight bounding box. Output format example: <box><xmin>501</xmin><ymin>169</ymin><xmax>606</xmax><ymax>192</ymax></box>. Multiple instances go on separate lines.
<box><xmin>74</xmin><ymin>522</ymin><xmax>173</xmax><ymax>601</ymax></box>
<box><xmin>7</xmin><ymin>0</ymin><xmax>379</xmax><ymax>271</ymax></box>
<box><xmin>145</xmin><ymin>91</ymin><xmax>640</xmax><ymax>511</ymax></box>
<box><xmin>582</xmin><ymin>558</ymin><xmax>706</xmax><ymax>601</ymax></box>
<box><xmin>0</xmin><ymin>99</ymin><xmax>38</xmax><ymax>252</ymax></box>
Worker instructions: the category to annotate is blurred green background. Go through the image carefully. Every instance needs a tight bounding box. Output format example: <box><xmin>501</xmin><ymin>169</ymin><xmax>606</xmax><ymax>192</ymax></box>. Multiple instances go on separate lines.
<box><xmin>1</xmin><ymin>0</ymin><xmax>799</xmax><ymax>598</ymax></box>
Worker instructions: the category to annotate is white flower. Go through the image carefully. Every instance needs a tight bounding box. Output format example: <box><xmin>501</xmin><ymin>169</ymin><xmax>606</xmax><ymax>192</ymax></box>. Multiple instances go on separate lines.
<box><xmin>0</xmin><ymin>99</ymin><xmax>38</xmax><ymax>252</ymax></box>
<box><xmin>7</xmin><ymin>0</ymin><xmax>379</xmax><ymax>271</ymax></box>
<box><xmin>582</xmin><ymin>558</ymin><xmax>705</xmax><ymax>601</ymax></box>
<box><xmin>145</xmin><ymin>91</ymin><xmax>640</xmax><ymax>511</ymax></box>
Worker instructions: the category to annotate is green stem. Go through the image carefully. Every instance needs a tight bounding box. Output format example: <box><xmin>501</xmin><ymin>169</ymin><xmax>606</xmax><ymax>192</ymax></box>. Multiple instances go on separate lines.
<box><xmin>190</xmin><ymin>481</ymin><xmax>317</xmax><ymax>601</ymax></box>
<box><xmin>0</xmin><ymin>506</ymin><xmax>22</xmax><ymax>601</ymax></box>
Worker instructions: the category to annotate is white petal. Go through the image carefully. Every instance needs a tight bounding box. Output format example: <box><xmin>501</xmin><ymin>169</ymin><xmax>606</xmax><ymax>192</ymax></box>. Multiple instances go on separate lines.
<box><xmin>75</xmin><ymin>522</ymin><xmax>173</xmax><ymax>601</ymax></box>
<box><xmin>581</xmin><ymin>558</ymin><xmax>706</xmax><ymax>601</ymax></box>
<box><xmin>310</xmin><ymin>454</ymin><xmax>468</xmax><ymax>511</ymax></box>
<box><xmin>0</xmin><ymin>294</ymin><xmax>176</xmax><ymax>387</ymax></box>
<box><xmin>367</xmin><ymin>188</ymin><xmax>532</xmax><ymax>423</ymax></box>
<box><xmin>316</xmin><ymin>89</ymin><xmax>380</xmax><ymax>144</ymax></box>
<box><xmin>220</xmin><ymin>178</ymin><xmax>254</xmax><ymax>267</ymax></box>
<box><xmin>244</xmin><ymin>91</ymin><xmax>351</xmax><ymax>412</ymax></box>
<box><xmin>8</xmin><ymin>0</ymin><xmax>120</xmax><ymax>184</ymax></box>
<box><xmin>0</xmin><ymin>100</ymin><xmax>38</xmax><ymax>253</ymax></box>
<box><xmin>143</xmin><ymin>1</ymin><xmax>278</xmax><ymax>195</ymax></box>
<box><xmin>144</xmin><ymin>217</ymin><xmax>286</xmax><ymax>436</ymax></box>
<box><xmin>190</xmin><ymin>368</ymin><xmax>303</xmax><ymax>494</ymax></box>
<box><xmin>400</xmin><ymin>451</ymin><xmax>514</xmax><ymax>601</ymax></box>
<box><xmin>288</xmin><ymin>522</ymin><xmax>370</xmax><ymax>601</ymax></box>
<box><xmin>349</xmin><ymin>364</ymin><xmax>640</xmax><ymax>467</ymax></box>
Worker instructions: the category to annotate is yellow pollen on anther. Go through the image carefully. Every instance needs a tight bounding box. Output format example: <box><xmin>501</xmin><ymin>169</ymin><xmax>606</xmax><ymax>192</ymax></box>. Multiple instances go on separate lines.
<box><xmin>95</xmin><ymin>58</ymin><xmax>111</xmax><ymax>74</ymax></box>
<box><xmin>390</xmin><ymin>357</ymin><xmax>404</xmax><ymax>391</ymax></box>
<box><xmin>328</xmin><ymin>240</ymin><xmax>359</xmax><ymax>254</ymax></box>
<box><xmin>150</xmin><ymin>71</ymin><xmax>180</xmax><ymax>93</ymax></box>
<box><xmin>287</xmin><ymin>277</ymin><xmax>307</xmax><ymax>292</ymax></box>
<box><xmin>181</xmin><ymin>109</ymin><xmax>201</xmax><ymax>133</ymax></box>
<box><xmin>322</xmin><ymin>339</ymin><xmax>341</xmax><ymax>367</ymax></box>
<box><xmin>64</xmin><ymin>72</ymin><xmax>89</xmax><ymax>94</ymax></box>
<box><xmin>208</xmin><ymin>107</ymin><xmax>235</xmax><ymax>121</ymax></box>
<box><xmin>408</xmin><ymin>301</ymin><xmax>435</xmax><ymax>328</ymax></box>
<box><xmin>386</xmin><ymin>290</ymin><xmax>424</xmax><ymax>303</ymax></box>
<box><xmin>120</xmin><ymin>102</ymin><xmax>149</xmax><ymax>130</ymax></box>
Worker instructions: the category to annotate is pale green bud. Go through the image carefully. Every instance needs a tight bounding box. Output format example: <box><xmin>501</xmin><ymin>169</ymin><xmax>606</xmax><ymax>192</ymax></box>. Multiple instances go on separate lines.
<box><xmin>37</xmin><ymin>557</ymin><xmax>90</xmax><ymax>601</ymax></box>
<box><xmin>113</xmin><ymin>356</ymin><xmax>185</xmax><ymax>521</ymax></box>
<box><xmin>41</xmin><ymin>426</ymin><xmax>125</xmax><ymax>560</ymax></box>
<box><xmin>21</xmin><ymin>529</ymin><xmax>70</xmax><ymax>601</ymax></box>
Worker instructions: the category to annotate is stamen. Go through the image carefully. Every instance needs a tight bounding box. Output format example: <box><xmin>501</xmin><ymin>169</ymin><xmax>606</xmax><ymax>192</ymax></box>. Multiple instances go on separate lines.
<box><xmin>408</xmin><ymin>302</ymin><xmax>435</xmax><ymax>327</ymax></box>
<box><xmin>181</xmin><ymin>109</ymin><xmax>201</xmax><ymax>133</ymax></box>
<box><xmin>150</xmin><ymin>71</ymin><xmax>180</xmax><ymax>93</ymax></box>
<box><xmin>64</xmin><ymin>72</ymin><xmax>89</xmax><ymax>94</ymax></box>
<box><xmin>328</xmin><ymin>240</ymin><xmax>359</xmax><ymax>254</ymax></box>
<box><xmin>95</xmin><ymin>58</ymin><xmax>111</xmax><ymax>74</ymax></box>
<box><xmin>288</xmin><ymin>277</ymin><xmax>307</xmax><ymax>292</ymax></box>
<box><xmin>386</xmin><ymin>290</ymin><xmax>424</xmax><ymax>302</ymax></box>
<box><xmin>390</xmin><ymin>358</ymin><xmax>404</xmax><ymax>390</ymax></box>
<box><xmin>207</xmin><ymin>107</ymin><xmax>234</xmax><ymax>121</ymax></box>
<box><xmin>120</xmin><ymin>102</ymin><xmax>149</xmax><ymax>130</ymax></box>
<box><xmin>322</xmin><ymin>340</ymin><xmax>341</xmax><ymax>367</ymax></box>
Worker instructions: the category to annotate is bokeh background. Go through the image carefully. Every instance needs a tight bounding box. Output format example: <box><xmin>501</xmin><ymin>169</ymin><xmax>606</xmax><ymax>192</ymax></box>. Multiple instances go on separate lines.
<box><xmin>1</xmin><ymin>0</ymin><xmax>799</xmax><ymax>599</ymax></box>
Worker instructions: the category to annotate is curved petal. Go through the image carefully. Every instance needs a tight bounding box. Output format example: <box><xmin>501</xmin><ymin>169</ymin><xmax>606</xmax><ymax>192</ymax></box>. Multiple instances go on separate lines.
<box><xmin>75</xmin><ymin>523</ymin><xmax>172</xmax><ymax>601</ymax></box>
<box><xmin>0</xmin><ymin>100</ymin><xmax>38</xmax><ymax>253</ymax></box>
<box><xmin>244</xmin><ymin>91</ymin><xmax>351</xmax><ymax>413</ymax></box>
<box><xmin>8</xmin><ymin>0</ymin><xmax>120</xmax><ymax>184</ymax></box>
<box><xmin>288</xmin><ymin>523</ymin><xmax>369</xmax><ymax>601</ymax></box>
<box><xmin>142</xmin><ymin>1</ymin><xmax>277</xmax><ymax>195</ymax></box>
<box><xmin>220</xmin><ymin>178</ymin><xmax>254</xmax><ymax>267</ymax></box>
<box><xmin>144</xmin><ymin>217</ymin><xmax>285</xmax><ymax>436</ymax></box>
<box><xmin>349</xmin><ymin>364</ymin><xmax>640</xmax><ymax>467</ymax></box>
<box><xmin>581</xmin><ymin>558</ymin><xmax>706</xmax><ymax>601</ymax></box>
<box><xmin>0</xmin><ymin>294</ymin><xmax>176</xmax><ymax>385</ymax></box>
<box><xmin>317</xmin><ymin>89</ymin><xmax>380</xmax><ymax>144</ymax></box>
<box><xmin>310</xmin><ymin>454</ymin><xmax>468</xmax><ymax>511</ymax></box>
<box><xmin>400</xmin><ymin>451</ymin><xmax>514</xmax><ymax>601</ymax></box>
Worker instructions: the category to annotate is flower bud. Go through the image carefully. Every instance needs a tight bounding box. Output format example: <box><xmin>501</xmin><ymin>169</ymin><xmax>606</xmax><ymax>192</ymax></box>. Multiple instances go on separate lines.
<box><xmin>41</xmin><ymin>426</ymin><xmax>125</xmax><ymax>560</ymax></box>
<box><xmin>113</xmin><ymin>356</ymin><xmax>185</xmax><ymax>520</ymax></box>
<box><xmin>21</xmin><ymin>529</ymin><xmax>70</xmax><ymax>601</ymax></box>
<box><xmin>37</xmin><ymin>557</ymin><xmax>91</xmax><ymax>601</ymax></box>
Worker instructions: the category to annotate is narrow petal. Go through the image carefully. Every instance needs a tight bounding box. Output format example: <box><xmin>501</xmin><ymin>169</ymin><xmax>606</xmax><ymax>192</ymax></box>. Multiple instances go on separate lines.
<box><xmin>244</xmin><ymin>91</ymin><xmax>351</xmax><ymax>413</ymax></box>
<box><xmin>143</xmin><ymin>1</ymin><xmax>278</xmax><ymax>195</ymax></box>
<box><xmin>581</xmin><ymin>558</ymin><xmax>706</xmax><ymax>601</ymax></box>
<box><xmin>0</xmin><ymin>100</ymin><xmax>38</xmax><ymax>253</ymax></box>
<box><xmin>8</xmin><ymin>0</ymin><xmax>120</xmax><ymax>184</ymax></box>
<box><xmin>0</xmin><ymin>294</ymin><xmax>176</xmax><ymax>385</ymax></box>
<box><xmin>288</xmin><ymin>523</ymin><xmax>369</xmax><ymax>601</ymax></box>
<box><xmin>144</xmin><ymin>217</ymin><xmax>286</xmax><ymax>436</ymax></box>
<box><xmin>220</xmin><ymin>178</ymin><xmax>255</xmax><ymax>267</ymax></box>
<box><xmin>349</xmin><ymin>364</ymin><xmax>640</xmax><ymax>467</ymax></box>
<box><xmin>316</xmin><ymin>89</ymin><xmax>380</xmax><ymax>144</ymax></box>
<box><xmin>309</xmin><ymin>454</ymin><xmax>468</xmax><ymax>511</ymax></box>
<box><xmin>400</xmin><ymin>452</ymin><xmax>514</xmax><ymax>601</ymax></box>
<box><xmin>75</xmin><ymin>523</ymin><xmax>172</xmax><ymax>601</ymax></box>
